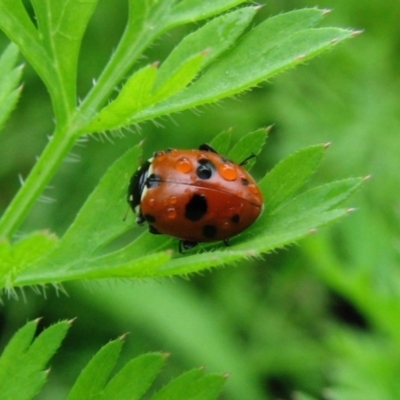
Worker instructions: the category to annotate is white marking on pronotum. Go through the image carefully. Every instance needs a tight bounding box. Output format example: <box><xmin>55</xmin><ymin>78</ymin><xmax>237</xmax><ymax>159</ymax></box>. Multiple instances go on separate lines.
<box><xmin>140</xmin><ymin>160</ymin><xmax>154</xmax><ymax>202</ymax></box>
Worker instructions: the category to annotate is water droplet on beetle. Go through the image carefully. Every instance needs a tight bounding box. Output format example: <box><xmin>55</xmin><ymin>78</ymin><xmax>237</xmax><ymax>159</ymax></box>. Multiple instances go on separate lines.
<box><xmin>168</xmin><ymin>196</ymin><xmax>177</xmax><ymax>205</ymax></box>
<box><xmin>218</xmin><ymin>163</ymin><xmax>237</xmax><ymax>181</ymax></box>
<box><xmin>249</xmin><ymin>184</ymin><xmax>259</xmax><ymax>194</ymax></box>
<box><xmin>176</xmin><ymin>157</ymin><xmax>192</xmax><ymax>173</ymax></box>
<box><xmin>166</xmin><ymin>207</ymin><xmax>177</xmax><ymax>219</ymax></box>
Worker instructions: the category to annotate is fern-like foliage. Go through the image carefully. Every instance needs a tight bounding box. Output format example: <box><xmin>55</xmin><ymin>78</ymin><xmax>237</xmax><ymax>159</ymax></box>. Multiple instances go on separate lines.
<box><xmin>0</xmin><ymin>320</ymin><xmax>225</xmax><ymax>400</ymax></box>
<box><xmin>0</xmin><ymin>2</ymin><xmax>362</xmax><ymax>289</ymax></box>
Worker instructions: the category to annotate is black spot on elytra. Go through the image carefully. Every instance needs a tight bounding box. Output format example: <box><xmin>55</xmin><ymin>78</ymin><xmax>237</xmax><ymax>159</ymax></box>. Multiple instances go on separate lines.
<box><xmin>241</xmin><ymin>178</ymin><xmax>249</xmax><ymax>186</ymax></box>
<box><xmin>231</xmin><ymin>214</ymin><xmax>240</xmax><ymax>224</ymax></box>
<box><xmin>146</xmin><ymin>173</ymin><xmax>161</xmax><ymax>188</ymax></box>
<box><xmin>144</xmin><ymin>214</ymin><xmax>156</xmax><ymax>223</ymax></box>
<box><xmin>185</xmin><ymin>194</ymin><xmax>208</xmax><ymax>221</ymax></box>
<box><xmin>203</xmin><ymin>225</ymin><xmax>217</xmax><ymax>238</ymax></box>
<box><xmin>196</xmin><ymin>159</ymin><xmax>215</xmax><ymax>180</ymax></box>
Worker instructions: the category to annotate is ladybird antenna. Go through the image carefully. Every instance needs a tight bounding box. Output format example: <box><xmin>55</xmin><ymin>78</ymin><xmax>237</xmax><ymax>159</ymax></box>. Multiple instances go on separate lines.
<box><xmin>239</xmin><ymin>153</ymin><xmax>256</xmax><ymax>166</ymax></box>
<box><xmin>122</xmin><ymin>205</ymin><xmax>131</xmax><ymax>222</ymax></box>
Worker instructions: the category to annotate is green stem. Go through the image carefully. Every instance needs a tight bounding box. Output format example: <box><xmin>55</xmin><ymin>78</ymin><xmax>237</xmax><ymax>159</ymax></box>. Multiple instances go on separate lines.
<box><xmin>0</xmin><ymin>8</ymin><xmax>169</xmax><ymax>238</ymax></box>
<box><xmin>0</xmin><ymin>127</ymin><xmax>75</xmax><ymax>239</ymax></box>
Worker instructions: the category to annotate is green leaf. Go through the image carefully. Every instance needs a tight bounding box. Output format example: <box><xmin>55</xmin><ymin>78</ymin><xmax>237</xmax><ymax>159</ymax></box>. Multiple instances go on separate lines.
<box><xmin>86</xmin><ymin>64</ymin><xmax>159</xmax><ymax>132</ymax></box>
<box><xmin>0</xmin><ymin>43</ymin><xmax>22</xmax><ymax>132</ymax></box>
<box><xmin>209</xmin><ymin>129</ymin><xmax>232</xmax><ymax>155</ymax></box>
<box><xmin>134</xmin><ymin>9</ymin><xmax>354</xmax><ymax>121</ymax></box>
<box><xmin>228</xmin><ymin>128</ymin><xmax>269</xmax><ymax>169</ymax></box>
<box><xmin>0</xmin><ymin>231</ymin><xmax>58</xmax><ymax>289</ymax></box>
<box><xmin>259</xmin><ymin>144</ymin><xmax>328</xmax><ymax>213</ymax></box>
<box><xmin>67</xmin><ymin>336</ymin><xmax>224</xmax><ymax>400</ymax></box>
<box><xmin>101</xmin><ymin>353</ymin><xmax>166</xmax><ymax>400</ymax></box>
<box><xmin>275</xmin><ymin>178</ymin><xmax>363</xmax><ymax>222</ymax></box>
<box><xmin>30</xmin><ymin>0</ymin><xmax>98</xmax><ymax>118</ymax></box>
<box><xmin>0</xmin><ymin>320</ymin><xmax>70</xmax><ymax>400</ymax></box>
<box><xmin>152</xmin><ymin>369</ymin><xmax>226</xmax><ymax>400</ymax></box>
<box><xmin>78</xmin><ymin>0</ymin><xmax>175</xmax><ymax>123</ymax></box>
<box><xmin>68</xmin><ymin>346</ymin><xmax>166</xmax><ymax>400</ymax></box>
<box><xmin>151</xmin><ymin>52</ymin><xmax>207</xmax><ymax>104</ymax></box>
<box><xmin>11</xmin><ymin>145</ymin><xmax>172</xmax><ymax>287</ymax></box>
<box><xmin>0</xmin><ymin>1</ymin><xmax>45</xmax><ymax>78</ymax></box>
<box><xmin>87</xmin><ymin>6</ymin><xmax>257</xmax><ymax>133</ymax></box>
<box><xmin>152</xmin><ymin>369</ymin><xmax>204</xmax><ymax>400</ymax></box>
<box><xmin>0</xmin><ymin>0</ymin><xmax>98</xmax><ymax>121</ymax></box>
<box><xmin>87</xmin><ymin>51</ymin><xmax>207</xmax><ymax>132</ymax></box>
<box><xmin>168</xmin><ymin>0</ymin><xmax>248</xmax><ymax>27</ymax></box>
<box><xmin>42</xmin><ymin>145</ymin><xmax>143</xmax><ymax>261</ymax></box>
<box><xmin>66</xmin><ymin>338</ymin><xmax>124</xmax><ymax>400</ymax></box>
<box><xmin>156</xmin><ymin>7</ymin><xmax>257</xmax><ymax>88</ymax></box>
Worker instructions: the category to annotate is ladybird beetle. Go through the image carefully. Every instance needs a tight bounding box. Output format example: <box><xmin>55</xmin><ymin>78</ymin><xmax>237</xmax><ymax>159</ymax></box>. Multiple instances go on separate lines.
<box><xmin>127</xmin><ymin>144</ymin><xmax>263</xmax><ymax>251</ymax></box>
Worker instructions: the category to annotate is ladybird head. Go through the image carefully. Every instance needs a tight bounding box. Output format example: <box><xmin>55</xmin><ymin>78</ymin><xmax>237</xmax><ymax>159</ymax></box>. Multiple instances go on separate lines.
<box><xmin>127</xmin><ymin>159</ymin><xmax>151</xmax><ymax>217</ymax></box>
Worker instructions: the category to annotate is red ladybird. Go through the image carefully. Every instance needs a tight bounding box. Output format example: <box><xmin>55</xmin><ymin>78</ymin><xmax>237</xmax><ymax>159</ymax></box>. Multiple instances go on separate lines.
<box><xmin>128</xmin><ymin>144</ymin><xmax>263</xmax><ymax>251</ymax></box>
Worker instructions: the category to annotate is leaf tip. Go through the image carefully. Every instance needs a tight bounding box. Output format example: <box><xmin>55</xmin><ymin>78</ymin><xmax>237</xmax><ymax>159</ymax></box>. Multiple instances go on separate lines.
<box><xmin>363</xmin><ymin>174</ymin><xmax>372</xmax><ymax>182</ymax></box>
<box><xmin>254</xmin><ymin>4</ymin><xmax>264</xmax><ymax>12</ymax></box>
<box><xmin>308</xmin><ymin>228</ymin><xmax>318</xmax><ymax>235</ymax></box>
<box><xmin>351</xmin><ymin>30</ymin><xmax>364</xmax><ymax>37</ymax></box>
<box><xmin>67</xmin><ymin>317</ymin><xmax>77</xmax><ymax>325</ymax></box>
<box><xmin>33</xmin><ymin>317</ymin><xmax>43</xmax><ymax>325</ymax></box>
<box><xmin>323</xmin><ymin>142</ymin><xmax>332</xmax><ymax>149</ymax></box>
<box><xmin>322</xmin><ymin>8</ymin><xmax>332</xmax><ymax>16</ymax></box>
<box><xmin>265</xmin><ymin>124</ymin><xmax>274</xmax><ymax>133</ymax></box>
<box><xmin>346</xmin><ymin>207</ymin><xmax>357</xmax><ymax>214</ymax></box>
<box><xmin>152</xmin><ymin>61</ymin><xmax>160</xmax><ymax>68</ymax></box>
<box><xmin>223</xmin><ymin>372</ymin><xmax>230</xmax><ymax>379</ymax></box>
<box><xmin>118</xmin><ymin>332</ymin><xmax>130</xmax><ymax>341</ymax></box>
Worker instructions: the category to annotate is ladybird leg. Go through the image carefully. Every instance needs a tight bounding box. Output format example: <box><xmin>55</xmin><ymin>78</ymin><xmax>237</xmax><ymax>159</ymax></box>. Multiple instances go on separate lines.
<box><xmin>148</xmin><ymin>225</ymin><xmax>162</xmax><ymax>235</ymax></box>
<box><xmin>223</xmin><ymin>239</ymin><xmax>231</xmax><ymax>247</ymax></box>
<box><xmin>198</xmin><ymin>143</ymin><xmax>218</xmax><ymax>153</ymax></box>
<box><xmin>179</xmin><ymin>240</ymin><xmax>198</xmax><ymax>253</ymax></box>
<box><xmin>239</xmin><ymin>153</ymin><xmax>256</xmax><ymax>166</ymax></box>
<box><xmin>136</xmin><ymin>211</ymin><xmax>146</xmax><ymax>225</ymax></box>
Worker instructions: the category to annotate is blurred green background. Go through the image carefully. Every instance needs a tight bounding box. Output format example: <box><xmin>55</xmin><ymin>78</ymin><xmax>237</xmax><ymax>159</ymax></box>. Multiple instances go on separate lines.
<box><xmin>1</xmin><ymin>1</ymin><xmax>400</xmax><ymax>399</ymax></box>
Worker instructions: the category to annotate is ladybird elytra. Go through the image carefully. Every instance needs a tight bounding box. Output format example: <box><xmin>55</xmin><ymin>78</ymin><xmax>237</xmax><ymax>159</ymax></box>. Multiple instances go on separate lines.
<box><xmin>128</xmin><ymin>144</ymin><xmax>264</xmax><ymax>251</ymax></box>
